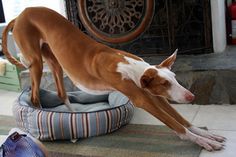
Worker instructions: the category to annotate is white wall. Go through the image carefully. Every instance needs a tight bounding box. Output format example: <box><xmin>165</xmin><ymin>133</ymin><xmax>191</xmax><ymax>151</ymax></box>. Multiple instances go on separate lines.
<box><xmin>211</xmin><ymin>0</ymin><xmax>227</xmax><ymax>53</ymax></box>
<box><xmin>2</xmin><ymin>0</ymin><xmax>66</xmax><ymax>22</ymax></box>
<box><xmin>1</xmin><ymin>0</ymin><xmax>66</xmax><ymax>56</ymax></box>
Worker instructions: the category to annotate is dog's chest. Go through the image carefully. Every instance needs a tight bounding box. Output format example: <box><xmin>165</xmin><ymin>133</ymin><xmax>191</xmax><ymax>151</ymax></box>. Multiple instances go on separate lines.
<box><xmin>75</xmin><ymin>81</ymin><xmax>114</xmax><ymax>95</ymax></box>
<box><xmin>63</xmin><ymin>66</ymin><xmax>114</xmax><ymax>95</ymax></box>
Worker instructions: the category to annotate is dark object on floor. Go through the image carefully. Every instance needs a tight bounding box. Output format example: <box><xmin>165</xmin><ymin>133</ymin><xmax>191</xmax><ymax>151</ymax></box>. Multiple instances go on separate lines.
<box><xmin>0</xmin><ymin>131</ymin><xmax>46</xmax><ymax>157</ymax></box>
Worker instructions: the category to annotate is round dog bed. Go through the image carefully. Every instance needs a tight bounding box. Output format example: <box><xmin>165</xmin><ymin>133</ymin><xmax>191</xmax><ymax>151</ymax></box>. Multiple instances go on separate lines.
<box><xmin>12</xmin><ymin>88</ymin><xmax>134</xmax><ymax>141</ymax></box>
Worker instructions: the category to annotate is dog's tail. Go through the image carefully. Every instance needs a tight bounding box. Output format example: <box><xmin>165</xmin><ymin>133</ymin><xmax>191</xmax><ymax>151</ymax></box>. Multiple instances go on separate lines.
<box><xmin>2</xmin><ymin>19</ymin><xmax>25</xmax><ymax>69</ymax></box>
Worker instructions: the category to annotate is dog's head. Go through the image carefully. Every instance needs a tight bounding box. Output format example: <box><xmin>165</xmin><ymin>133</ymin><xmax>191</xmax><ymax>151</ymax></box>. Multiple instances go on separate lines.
<box><xmin>140</xmin><ymin>49</ymin><xmax>195</xmax><ymax>103</ymax></box>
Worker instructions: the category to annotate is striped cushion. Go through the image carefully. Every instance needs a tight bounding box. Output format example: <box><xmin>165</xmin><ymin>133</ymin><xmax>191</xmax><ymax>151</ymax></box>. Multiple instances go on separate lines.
<box><xmin>12</xmin><ymin>88</ymin><xmax>134</xmax><ymax>141</ymax></box>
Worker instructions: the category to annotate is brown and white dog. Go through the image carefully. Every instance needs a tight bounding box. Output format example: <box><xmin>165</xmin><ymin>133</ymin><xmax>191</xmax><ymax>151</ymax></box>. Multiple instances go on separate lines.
<box><xmin>2</xmin><ymin>7</ymin><xmax>225</xmax><ymax>151</ymax></box>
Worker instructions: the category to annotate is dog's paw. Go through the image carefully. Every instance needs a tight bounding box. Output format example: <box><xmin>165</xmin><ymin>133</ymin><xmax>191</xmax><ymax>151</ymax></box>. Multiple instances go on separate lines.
<box><xmin>31</xmin><ymin>98</ymin><xmax>42</xmax><ymax>109</ymax></box>
<box><xmin>195</xmin><ymin>136</ymin><xmax>225</xmax><ymax>151</ymax></box>
<box><xmin>188</xmin><ymin>126</ymin><xmax>226</xmax><ymax>143</ymax></box>
<box><xmin>177</xmin><ymin>129</ymin><xmax>225</xmax><ymax>151</ymax></box>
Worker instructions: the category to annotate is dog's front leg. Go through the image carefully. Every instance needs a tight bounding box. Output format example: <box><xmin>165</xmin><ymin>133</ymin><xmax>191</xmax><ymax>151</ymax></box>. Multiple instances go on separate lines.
<box><xmin>153</xmin><ymin>96</ymin><xmax>192</xmax><ymax>127</ymax></box>
<box><xmin>188</xmin><ymin>126</ymin><xmax>226</xmax><ymax>143</ymax></box>
<box><xmin>133</xmin><ymin>94</ymin><xmax>224</xmax><ymax>151</ymax></box>
<box><xmin>112</xmin><ymin>79</ymin><xmax>224</xmax><ymax>151</ymax></box>
<box><xmin>153</xmin><ymin>96</ymin><xmax>226</xmax><ymax>143</ymax></box>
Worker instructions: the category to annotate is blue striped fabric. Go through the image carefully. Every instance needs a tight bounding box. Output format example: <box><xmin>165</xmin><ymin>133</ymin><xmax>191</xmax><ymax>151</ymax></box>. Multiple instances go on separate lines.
<box><xmin>12</xmin><ymin>89</ymin><xmax>134</xmax><ymax>141</ymax></box>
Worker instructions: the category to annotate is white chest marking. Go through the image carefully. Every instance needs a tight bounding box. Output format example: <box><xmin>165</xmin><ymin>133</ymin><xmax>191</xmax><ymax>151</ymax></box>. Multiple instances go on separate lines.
<box><xmin>116</xmin><ymin>56</ymin><xmax>150</xmax><ymax>87</ymax></box>
<box><xmin>76</xmin><ymin>82</ymin><xmax>113</xmax><ymax>95</ymax></box>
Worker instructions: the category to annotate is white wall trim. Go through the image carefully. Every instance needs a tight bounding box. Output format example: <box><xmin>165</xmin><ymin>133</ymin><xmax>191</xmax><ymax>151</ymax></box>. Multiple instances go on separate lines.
<box><xmin>210</xmin><ymin>0</ymin><xmax>227</xmax><ymax>53</ymax></box>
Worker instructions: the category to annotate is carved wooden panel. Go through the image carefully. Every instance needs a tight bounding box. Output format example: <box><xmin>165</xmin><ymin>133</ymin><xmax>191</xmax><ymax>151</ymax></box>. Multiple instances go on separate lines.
<box><xmin>77</xmin><ymin>0</ymin><xmax>155</xmax><ymax>43</ymax></box>
<box><xmin>65</xmin><ymin>0</ymin><xmax>212</xmax><ymax>55</ymax></box>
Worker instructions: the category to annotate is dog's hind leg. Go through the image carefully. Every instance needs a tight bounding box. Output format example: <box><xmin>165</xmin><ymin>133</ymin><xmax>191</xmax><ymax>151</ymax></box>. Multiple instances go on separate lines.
<box><xmin>29</xmin><ymin>57</ymin><xmax>43</xmax><ymax>108</ymax></box>
<box><xmin>41</xmin><ymin>44</ymin><xmax>73</xmax><ymax>111</ymax></box>
<box><xmin>12</xmin><ymin>34</ymin><xmax>43</xmax><ymax>108</ymax></box>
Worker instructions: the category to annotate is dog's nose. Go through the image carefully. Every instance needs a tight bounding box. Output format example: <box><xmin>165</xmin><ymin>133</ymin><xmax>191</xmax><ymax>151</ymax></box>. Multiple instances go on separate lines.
<box><xmin>185</xmin><ymin>92</ymin><xmax>195</xmax><ymax>102</ymax></box>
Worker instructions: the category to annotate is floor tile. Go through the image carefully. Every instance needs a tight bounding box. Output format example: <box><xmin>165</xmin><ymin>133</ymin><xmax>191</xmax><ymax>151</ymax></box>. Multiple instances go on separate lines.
<box><xmin>130</xmin><ymin>104</ymin><xmax>200</xmax><ymax>125</ymax></box>
<box><xmin>192</xmin><ymin>105</ymin><xmax>236</xmax><ymax>130</ymax></box>
<box><xmin>0</xmin><ymin>90</ymin><xmax>19</xmax><ymax>116</ymax></box>
<box><xmin>173</xmin><ymin>104</ymin><xmax>200</xmax><ymax>123</ymax></box>
<box><xmin>130</xmin><ymin>107</ymin><xmax>163</xmax><ymax>125</ymax></box>
<box><xmin>0</xmin><ymin>89</ymin><xmax>8</xmax><ymax>97</ymax></box>
<box><xmin>199</xmin><ymin>130</ymin><xmax>236</xmax><ymax>157</ymax></box>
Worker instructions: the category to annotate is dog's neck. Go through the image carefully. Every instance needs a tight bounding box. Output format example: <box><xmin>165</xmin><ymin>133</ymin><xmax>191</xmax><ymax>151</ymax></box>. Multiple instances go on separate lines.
<box><xmin>116</xmin><ymin>56</ymin><xmax>150</xmax><ymax>87</ymax></box>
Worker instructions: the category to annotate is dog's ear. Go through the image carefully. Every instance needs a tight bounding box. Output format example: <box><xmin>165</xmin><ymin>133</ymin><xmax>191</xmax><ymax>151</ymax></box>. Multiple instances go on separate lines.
<box><xmin>159</xmin><ymin>49</ymin><xmax>177</xmax><ymax>70</ymax></box>
<box><xmin>140</xmin><ymin>68</ymin><xmax>156</xmax><ymax>88</ymax></box>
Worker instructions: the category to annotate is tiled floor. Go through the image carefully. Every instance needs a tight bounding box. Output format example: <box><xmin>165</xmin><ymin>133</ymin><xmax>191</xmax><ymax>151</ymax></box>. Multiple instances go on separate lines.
<box><xmin>0</xmin><ymin>89</ymin><xmax>236</xmax><ymax>157</ymax></box>
<box><xmin>0</xmin><ymin>90</ymin><xmax>19</xmax><ymax>116</ymax></box>
<box><xmin>130</xmin><ymin>105</ymin><xmax>236</xmax><ymax>157</ymax></box>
